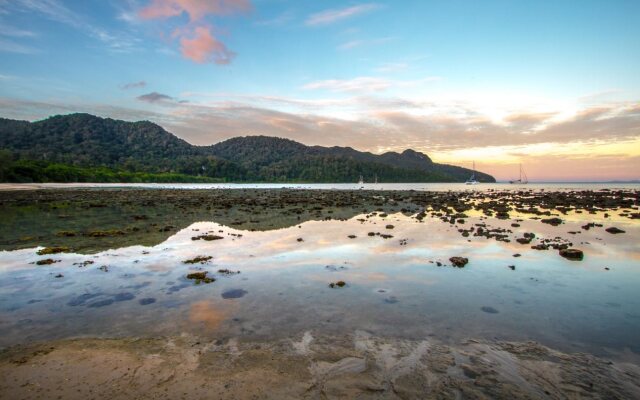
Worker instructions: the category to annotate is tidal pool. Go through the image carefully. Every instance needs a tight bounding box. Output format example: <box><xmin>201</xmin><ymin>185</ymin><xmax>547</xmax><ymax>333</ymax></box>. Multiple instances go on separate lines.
<box><xmin>1</xmin><ymin>191</ymin><xmax>638</xmax><ymax>364</ymax></box>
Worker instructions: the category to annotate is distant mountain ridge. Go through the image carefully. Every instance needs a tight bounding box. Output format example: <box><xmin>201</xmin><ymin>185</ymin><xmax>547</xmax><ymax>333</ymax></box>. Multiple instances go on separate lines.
<box><xmin>0</xmin><ymin>113</ymin><xmax>495</xmax><ymax>183</ymax></box>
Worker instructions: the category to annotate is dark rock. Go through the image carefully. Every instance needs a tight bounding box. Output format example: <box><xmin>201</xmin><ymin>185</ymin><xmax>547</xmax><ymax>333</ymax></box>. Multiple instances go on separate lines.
<box><xmin>191</xmin><ymin>234</ymin><xmax>223</xmax><ymax>241</ymax></box>
<box><xmin>605</xmin><ymin>227</ymin><xmax>625</xmax><ymax>234</ymax></box>
<box><xmin>449</xmin><ymin>257</ymin><xmax>469</xmax><ymax>268</ymax></box>
<box><xmin>37</xmin><ymin>246</ymin><xmax>71</xmax><ymax>255</ymax></box>
<box><xmin>36</xmin><ymin>259</ymin><xmax>59</xmax><ymax>265</ymax></box>
<box><xmin>481</xmin><ymin>306</ymin><xmax>499</xmax><ymax>314</ymax></box>
<box><xmin>183</xmin><ymin>255</ymin><xmax>213</xmax><ymax>264</ymax></box>
<box><xmin>559</xmin><ymin>248</ymin><xmax>584</xmax><ymax>261</ymax></box>
<box><xmin>541</xmin><ymin>217</ymin><xmax>563</xmax><ymax>226</ymax></box>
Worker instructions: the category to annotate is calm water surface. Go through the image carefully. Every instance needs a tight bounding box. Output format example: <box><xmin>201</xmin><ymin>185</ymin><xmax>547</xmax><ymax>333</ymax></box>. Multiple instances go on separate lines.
<box><xmin>0</xmin><ymin>188</ymin><xmax>638</xmax><ymax>363</ymax></box>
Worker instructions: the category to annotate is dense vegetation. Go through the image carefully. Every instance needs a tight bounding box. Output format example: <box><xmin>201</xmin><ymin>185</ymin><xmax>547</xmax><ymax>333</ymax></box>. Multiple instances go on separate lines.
<box><xmin>0</xmin><ymin>113</ymin><xmax>495</xmax><ymax>183</ymax></box>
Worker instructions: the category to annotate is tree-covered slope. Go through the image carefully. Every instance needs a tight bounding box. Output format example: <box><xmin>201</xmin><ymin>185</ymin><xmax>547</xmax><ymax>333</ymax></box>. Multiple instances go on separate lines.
<box><xmin>0</xmin><ymin>114</ymin><xmax>495</xmax><ymax>183</ymax></box>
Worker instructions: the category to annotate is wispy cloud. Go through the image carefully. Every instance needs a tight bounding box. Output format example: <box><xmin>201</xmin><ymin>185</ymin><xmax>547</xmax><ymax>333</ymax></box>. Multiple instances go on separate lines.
<box><xmin>137</xmin><ymin>0</ymin><xmax>251</xmax><ymax>65</ymax></box>
<box><xmin>255</xmin><ymin>10</ymin><xmax>294</xmax><ymax>27</ymax></box>
<box><xmin>337</xmin><ymin>36</ymin><xmax>393</xmax><ymax>50</ymax></box>
<box><xmin>302</xmin><ymin>76</ymin><xmax>441</xmax><ymax>93</ymax></box>
<box><xmin>3</xmin><ymin>0</ymin><xmax>140</xmax><ymax>53</ymax></box>
<box><xmin>303</xmin><ymin>77</ymin><xmax>392</xmax><ymax>93</ymax></box>
<box><xmin>375</xmin><ymin>62</ymin><xmax>409</xmax><ymax>73</ymax></box>
<box><xmin>0</xmin><ymin>38</ymin><xmax>38</xmax><ymax>54</ymax></box>
<box><xmin>0</xmin><ymin>25</ymin><xmax>37</xmax><ymax>37</ymax></box>
<box><xmin>121</xmin><ymin>81</ymin><xmax>147</xmax><ymax>90</ymax></box>
<box><xmin>306</xmin><ymin>3</ymin><xmax>381</xmax><ymax>26</ymax></box>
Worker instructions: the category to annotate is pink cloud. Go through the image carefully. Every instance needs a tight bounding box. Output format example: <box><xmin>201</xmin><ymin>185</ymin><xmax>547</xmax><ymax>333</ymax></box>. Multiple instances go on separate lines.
<box><xmin>180</xmin><ymin>26</ymin><xmax>235</xmax><ymax>64</ymax></box>
<box><xmin>138</xmin><ymin>0</ymin><xmax>250</xmax><ymax>65</ymax></box>
<box><xmin>139</xmin><ymin>0</ymin><xmax>252</xmax><ymax>21</ymax></box>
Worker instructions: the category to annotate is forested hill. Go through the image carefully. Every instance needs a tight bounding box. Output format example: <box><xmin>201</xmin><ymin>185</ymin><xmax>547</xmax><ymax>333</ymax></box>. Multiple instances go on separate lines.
<box><xmin>0</xmin><ymin>113</ymin><xmax>495</xmax><ymax>183</ymax></box>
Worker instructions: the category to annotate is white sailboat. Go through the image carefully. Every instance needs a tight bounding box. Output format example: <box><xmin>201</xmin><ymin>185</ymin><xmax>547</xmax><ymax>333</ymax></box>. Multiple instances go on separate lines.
<box><xmin>358</xmin><ymin>175</ymin><xmax>364</xmax><ymax>185</ymax></box>
<box><xmin>465</xmin><ymin>161</ymin><xmax>479</xmax><ymax>185</ymax></box>
<box><xmin>509</xmin><ymin>164</ymin><xmax>528</xmax><ymax>184</ymax></box>
<box><xmin>374</xmin><ymin>174</ymin><xmax>378</xmax><ymax>184</ymax></box>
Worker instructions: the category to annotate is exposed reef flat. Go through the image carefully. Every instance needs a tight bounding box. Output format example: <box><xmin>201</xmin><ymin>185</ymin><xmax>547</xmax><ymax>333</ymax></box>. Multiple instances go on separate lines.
<box><xmin>0</xmin><ymin>188</ymin><xmax>637</xmax><ymax>253</ymax></box>
<box><xmin>1</xmin><ymin>333</ymin><xmax>638</xmax><ymax>400</ymax></box>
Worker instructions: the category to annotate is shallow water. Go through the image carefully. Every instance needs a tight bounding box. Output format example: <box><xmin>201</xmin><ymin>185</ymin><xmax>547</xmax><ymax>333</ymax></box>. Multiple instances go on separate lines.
<box><xmin>1</xmin><ymin>193</ymin><xmax>638</xmax><ymax>362</ymax></box>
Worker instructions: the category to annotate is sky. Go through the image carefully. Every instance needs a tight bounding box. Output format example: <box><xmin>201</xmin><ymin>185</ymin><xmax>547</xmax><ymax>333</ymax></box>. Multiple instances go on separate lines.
<box><xmin>0</xmin><ymin>0</ymin><xmax>639</xmax><ymax>181</ymax></box>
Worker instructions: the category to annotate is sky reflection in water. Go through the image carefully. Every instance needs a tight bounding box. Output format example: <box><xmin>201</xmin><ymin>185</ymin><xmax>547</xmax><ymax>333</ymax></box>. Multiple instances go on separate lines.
<box><xmin>0</xmin><ymin>210</ymin><xmax>638</xmax><ymax>361</ymax></box>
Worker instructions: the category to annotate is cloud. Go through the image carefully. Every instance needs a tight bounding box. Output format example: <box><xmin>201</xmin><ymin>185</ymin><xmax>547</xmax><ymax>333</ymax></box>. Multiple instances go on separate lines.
<box><xmin>0</xmin><ymin>25</ymin><xmax>36</xmax><ymax>37</ymax></box>
<box><xmin>121</xmin><ymin>81</ymin><xmax>147</xmax><ymax>90</ymax></box>
<box><xmin>337</xmin><ymin>36</ymin><xmax>393</xmax><ymax>50</ymax></box>
<box><xmin>136</xmin><ymin>92</ymin><xmax>174</xmax><ymax>103</ymax></box>
<box><xmin>137</xmin><ymin>0</ymin><xmax>250</xmax><ymax>65</ymax></box>
<box><xmin>3</xmin><ymin>0</ymin><xmax>140</xmax><ymax>53</ymax></box>
<box><xmin>180</xmin><ymin>26</ymin><xmax>235</xmax><ymax>64</ymax></box>
<box><xmin>138</xmin><ymin>0</ymin><xmax>251</xmax><ymax>21</ymax></box>
<box><xmin>306</xmin><ymin>3</ymin><xmax>380</xmax><ymax>26</ymax></box>
<box><xmin>0</xmin><ymin>38</ymin><xmax>37</xmax><ymax>54</ymax></box>
<box><xmin>255</xmin><ymin>10</ymin><xmax>294</xmax><ymax>27</ymax></box>
<box><xmin>375</xmin><ymin>62</ymin><xmax>409</xmax><ymax>73</ymax></box>
<box><xmin>303</xmin><ymin>77</ymin><xmax>391</xmax><ymax>93</ymax></box>
<box><xmin>302</xmin><ymin>76</ymin><xmax>441</xmax><ymax>94</ymax></box>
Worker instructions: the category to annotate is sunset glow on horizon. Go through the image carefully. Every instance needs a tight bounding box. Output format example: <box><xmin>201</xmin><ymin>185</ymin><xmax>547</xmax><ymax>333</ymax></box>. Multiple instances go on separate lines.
<box><xmin>1</xmin><ymin>0</ymin><xmax>638</xmax><ymax>181</ymax></box>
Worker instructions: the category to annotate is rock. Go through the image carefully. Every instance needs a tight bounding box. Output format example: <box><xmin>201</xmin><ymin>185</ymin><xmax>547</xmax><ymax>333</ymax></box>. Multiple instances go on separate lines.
<box><xmin>297</xmin><ymin>238</ymin><xmax>304</xmax><ymax>242</ymax></box>
<box><xmin>541</xmin><ymin>217</ymin><xmax>563</xmax><ymax>226</ymax></box>
<box><xmin>385</xmin><ymin>225</ymin><xmax>395</xmax><ymax>229</ymax></box>
<box><xmin>191</xmin><ymin>234</ymin><xmax>223</xmax><ymax>241</ymax></box>
<box><xmin>605</xmin><ymin>227</ymin><xmax>625</xmax><ymax>234</ymax></box>
<box><xmin>481</xmin><ymin>306</ymin><xmax>499</xmax><ymax>314</ymax></box>
<box><xmin>183</xmin><ymin>256</ymin><xmax>213</xmax><ymax>264</ymax></box>
<box><xmin>218</xmin><ymin>268</ymin><xmax>240</xmax><ymax>275</ymax></box>
<box><xmin>36</xmin><ymin>259</ymin><xmax>59</xmax><ymax>265</ymax></box>
<box><xmin>37</xmin><ymin>246</ymin><xmax>71</xmax><ymax>255</ymax></box>
<box><xmin>329</xmin><ymin>281</ymin><xmax>347</xmax><ymax>288</ymax></box>
<box><xmin>508</xmin><ymin>265</ymin><xmax>515</xmax><ymax>270</ymax></box>
<box><xmin>186</xmin><ymin>271</ymin><xmax>215</xmax><ymax>284</ymax></box>
<box><xmin>347</xmin><ymin>235</ymin><xmax>357</xmax><ymax>239</ymax></box>
<box><xmin>186</xmin><ymin>271</ymin><xmax>207</xmax><ymax>280</ymax></box>
<box><xmin>559</xmin><ymin>248</ymin><xmax>584</xmax><ymax>261</ymax></box>
<box><xmin>449</xmin><ymin>257</ymin><xmax>469</xmax><ymax>268</ymax></box>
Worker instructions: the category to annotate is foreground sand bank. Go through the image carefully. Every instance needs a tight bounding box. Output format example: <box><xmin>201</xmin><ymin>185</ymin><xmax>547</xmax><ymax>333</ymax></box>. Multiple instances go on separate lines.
<box><xmin>1</xmin><ymin>333</ymin><xmax>639</xmax><ymax>400</ymax></box>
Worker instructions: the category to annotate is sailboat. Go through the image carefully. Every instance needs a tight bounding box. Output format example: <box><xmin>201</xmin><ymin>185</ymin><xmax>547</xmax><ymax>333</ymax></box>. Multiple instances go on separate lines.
<box><xmin>374</xmin><ymin>174</ymin><xmax>378</xmax><ymax>184</ymax></box>
<box><xmin>465</xmin><ymin>161</ymin><xmax>479</xmax><ymax>185</ymax></box>
<box><xmin>358</xmin><ymin>175</ymin><xmax>364</xmax><ymax>185</ymax></box>
<box><xmin>509</xmin><ymin>164</ymin><xmax>528</xmax><ymax>184</ymax></box>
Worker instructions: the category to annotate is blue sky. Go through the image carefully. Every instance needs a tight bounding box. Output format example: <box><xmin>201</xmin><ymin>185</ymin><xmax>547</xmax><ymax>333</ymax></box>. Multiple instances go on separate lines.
<box><xmin>1</xmin><ymin>0</ymin><xmax>639</xmax><ymax>180</ymax></box>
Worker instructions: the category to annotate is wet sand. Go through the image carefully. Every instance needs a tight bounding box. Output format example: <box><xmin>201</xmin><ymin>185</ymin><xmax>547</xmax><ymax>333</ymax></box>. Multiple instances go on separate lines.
<box><xmin>1</xmin><ymin>333</ymin><xmax>639</xmax><ymax>400</ymax></box>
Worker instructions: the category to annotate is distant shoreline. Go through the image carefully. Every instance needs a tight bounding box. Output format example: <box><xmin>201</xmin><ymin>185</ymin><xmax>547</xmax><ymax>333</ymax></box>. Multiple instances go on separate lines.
<box><xmin>1</xmin><ymin>181</ymin><xmax>638</xmax><ymax>192</ymax></box>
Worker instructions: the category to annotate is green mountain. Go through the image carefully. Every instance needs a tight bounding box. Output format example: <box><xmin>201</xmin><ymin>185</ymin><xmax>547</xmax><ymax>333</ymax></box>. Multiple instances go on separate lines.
<box><xmin>0</xmin><ymin>113</ymin><xmax>495</xmax><ymax>183</ymax></box>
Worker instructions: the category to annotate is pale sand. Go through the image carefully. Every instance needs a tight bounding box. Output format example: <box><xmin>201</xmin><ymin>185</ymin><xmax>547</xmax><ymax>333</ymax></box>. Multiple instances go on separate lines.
<box><xmin>1</xmin><ymin>332</ymin><xmax>639</xmax><ymax>399</ymax></box>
